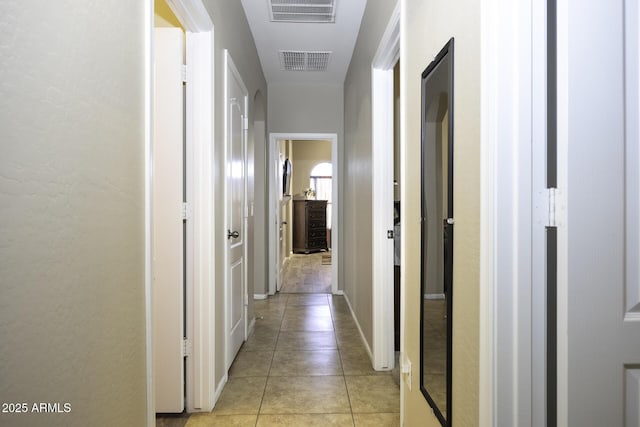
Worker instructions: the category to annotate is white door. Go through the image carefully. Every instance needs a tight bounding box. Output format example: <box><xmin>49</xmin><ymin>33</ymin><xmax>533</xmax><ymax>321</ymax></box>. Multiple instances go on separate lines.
<box><xmin>226</xmin><ymin>52</ymin><xmax>248</xmax><ymax>367</ymax></box>
<box><xmin>152</xmin><ymin>27</ymin><xmax>185</xmax><ymax>413</ymax></box>
<box><xmin>559</xmin><ymin>1</ymin><xmax>640</xmax><ymax>424</ymax></box>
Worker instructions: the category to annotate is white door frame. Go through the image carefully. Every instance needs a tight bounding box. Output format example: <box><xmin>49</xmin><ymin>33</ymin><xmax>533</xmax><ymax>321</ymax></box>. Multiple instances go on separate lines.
<box><xmin>268</xmin><ymin>133</ymin><xmax>340</xmax><ymax>295</ymax></box>
<box><xmin>371</xmin><ymin>1</ymin><xmax>399</xmax><ymax>372</ymax></box>
<box><xmin>146</xmin><ymin>0</ymin><xmax>215</xmax><ymax>423</ymax></box>
<box><xmin>223</xmin><ymin>49</ymin><xmax>249</xmax><ymax>370</ymax></box>
<box><xmin>479</xmin><ymin>0</ymin><xmax>547</xmax><ymax>425</ymax></box>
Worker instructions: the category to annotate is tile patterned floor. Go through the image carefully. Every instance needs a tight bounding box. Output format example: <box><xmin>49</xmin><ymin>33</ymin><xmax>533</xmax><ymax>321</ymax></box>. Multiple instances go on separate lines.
<box><xmin>280</xmin><ymin>253</ymin><xmax>332</xmax><ymax>293</ymax></box>
<box><xmin>157</xmin><ymin>254</ymin><xmax>399</xmax><ymax>426</ymax></box>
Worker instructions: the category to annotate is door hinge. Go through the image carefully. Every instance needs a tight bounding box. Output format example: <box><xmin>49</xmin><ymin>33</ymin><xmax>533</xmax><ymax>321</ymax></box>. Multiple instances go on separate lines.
<box><xmin>387</xmin><ymin>230</ymin><xmax>394</xmax><ymax>239</ymax></box>
<box><xmin>243</xmin><ymin>116</ymin><xmax>249</xmax><ymax>131</ymax></box>
<box><xmin>181</xmin><ymin>64</ymin><xmax>188</xmax><ymax>83</ymax></box>
<box><xmin>182</xmin><ymin>338</ymin><xmax>193</xmax><ymax>358</ymax></box>
<box><xmin>181</xmin><ymin>202</ymin><xmax>192</xmax><ymax>220</ymax></box>
<box><xmin>547</xmin><ymin>187</ymin><xmax>558</xmax><ymax>227</ymax></box>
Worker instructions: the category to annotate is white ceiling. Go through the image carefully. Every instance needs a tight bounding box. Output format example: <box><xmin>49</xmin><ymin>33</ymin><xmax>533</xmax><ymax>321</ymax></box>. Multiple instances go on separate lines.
<box><xmin>240</xmin><ymin>0</ymin><xmax>367</xmax><ymax>85</ymax></box>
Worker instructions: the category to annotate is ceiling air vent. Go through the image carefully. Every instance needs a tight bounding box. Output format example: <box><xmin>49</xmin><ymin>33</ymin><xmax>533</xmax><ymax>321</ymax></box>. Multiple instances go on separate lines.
<box><xmin>279</xmin><ymin>50</ymin><xmax>331</xmax><ymax>71</ymax></box>
<box><xmin>269</xmin><ymin>0</ymin><xmax>336</xmax><ymax>23</ymax></box>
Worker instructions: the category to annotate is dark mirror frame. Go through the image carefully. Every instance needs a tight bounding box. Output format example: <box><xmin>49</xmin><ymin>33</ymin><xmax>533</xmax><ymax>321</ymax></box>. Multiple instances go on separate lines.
<box><xmin>419</xmin><ymin>37</ymin><xmax>454</xmax><ymax>426</ymax></box>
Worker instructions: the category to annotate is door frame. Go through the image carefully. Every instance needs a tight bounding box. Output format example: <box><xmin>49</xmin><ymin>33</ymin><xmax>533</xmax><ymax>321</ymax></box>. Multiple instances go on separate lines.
<box><xmin>145</xmin><ymin>0</ymin><xmax>215</xmax><ymax>422</ymax></box>
<box><xmin>370</xmin><ymin>0</ymin><xmax>399</xmax><ymax>373</ymax></box>
<box><xmin>268</xmin><ymin>133</ymin><xmax>340</xmax><ymax>295</ymax></box>
<box><xmin>479</xmin><ymin>0</ymin><xmax>548</xmax><ymax>424</ymax></box>
<box><xmin>223</xmin><ymin>49</ymin><xmax>249</xmax><ymax>370</ymax></box>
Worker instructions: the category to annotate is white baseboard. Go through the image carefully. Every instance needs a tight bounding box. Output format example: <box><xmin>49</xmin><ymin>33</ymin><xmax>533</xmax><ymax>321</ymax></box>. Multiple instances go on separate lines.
<box><xmin>342</xmin><ymin>292</ymin><xmax>375</xmax><ymax>365</ymax></box>
<box><xmin>247</xmin><ymin>317</ymin><xmax>256</xmax><ymax>337</ymax></box>
<box><xmin>254</xmin><ymin>294</ymin><xmax>268</xmax><ymax>300</ymax></box>
<box><xmin>212</xmin><ymin>372</ymin><xmax>228</xmax><ymax>408</ymax></box>
<box><xmin>333</xmin><ymin>289</ymin><xmax>344</xmax><ymax>296</ymax></box>
<box><xmin>424</xmin><ymin>293</ymin><xmax>446</xmax><ymax>300</ymax></box>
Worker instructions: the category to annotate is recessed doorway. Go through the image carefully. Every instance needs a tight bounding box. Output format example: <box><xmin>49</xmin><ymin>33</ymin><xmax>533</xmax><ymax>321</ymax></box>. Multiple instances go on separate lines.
<box><xmin>268</xmin><ymin>133</ymin><xmax>340</xmax><ymax>296</ymax></box>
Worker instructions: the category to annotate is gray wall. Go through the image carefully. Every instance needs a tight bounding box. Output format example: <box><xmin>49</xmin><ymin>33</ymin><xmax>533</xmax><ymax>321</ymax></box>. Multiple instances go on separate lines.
<box><xmin>343</xmin><ymin>0</ymin><xmax>397</xmax><ymax>349</ymax></box>
<box><xmin>0</xmin><ymin>2</ymin><xmax>147</xmax><ymax>426</ymax></box>
<box><xmin>268</xmin><ymin>83</ymin><xmax>344</xmax><ymax>137</ymax></box>
<box><xmin>201</xmin><ymin>0</ymin><xmax>268</xmax><ymax>386</ymax></box>
<box><xmin>251</xmin><ymin>91</ymin><xmax>267</xmax><ymax>298</ymax></box>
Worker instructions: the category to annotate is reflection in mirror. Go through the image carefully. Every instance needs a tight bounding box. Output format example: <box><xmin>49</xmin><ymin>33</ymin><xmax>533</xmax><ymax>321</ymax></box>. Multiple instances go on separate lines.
<box><xmin>420</xmin><ymin>38</ymin><xmax>453</xmax><ymax>426</ymax></box>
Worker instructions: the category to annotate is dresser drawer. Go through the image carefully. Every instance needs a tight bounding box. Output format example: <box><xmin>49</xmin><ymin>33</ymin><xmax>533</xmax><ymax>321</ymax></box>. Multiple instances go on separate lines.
<box><xmin>307</xmin><ymin>238</ymin><xmax>327</xmax><ymax>249</ymax></box>
<box><xmin>307</xmin><ymin>208</ymin><xmax>326</xmax><ymax>220</ymax></box>
<box><xmin>308</xmin><ymin>229</ymin><xmax>326</xmax><ymax>239</ymax></box>
<box><xmin>308</xmin><ymin>220</ymin><xmax>326</xmax><ymax>230</ymax></box>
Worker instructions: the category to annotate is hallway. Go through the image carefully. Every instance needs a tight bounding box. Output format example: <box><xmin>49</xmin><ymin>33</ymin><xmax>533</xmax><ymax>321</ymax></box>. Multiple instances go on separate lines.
<box><xmin>157</xmin><ymin>258</ymin><xmax>400</xmax><ymax>426</ymax></box>
<box><xmin>280</xmin><ymin>253</ymin><xmax>332</xmax><ymax>293</ymax></box>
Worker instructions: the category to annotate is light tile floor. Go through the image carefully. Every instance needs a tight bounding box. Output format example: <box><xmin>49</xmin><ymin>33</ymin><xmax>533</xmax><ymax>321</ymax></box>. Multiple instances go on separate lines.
<box><xmin>157</xmin><ymin>254</ymin><xmax>399</xmax><ymax>427</ymax></box>
<box><xmin>280</xmin><ymin>253</ymin><xmax>332</xmax><ymax>293</ymax></box>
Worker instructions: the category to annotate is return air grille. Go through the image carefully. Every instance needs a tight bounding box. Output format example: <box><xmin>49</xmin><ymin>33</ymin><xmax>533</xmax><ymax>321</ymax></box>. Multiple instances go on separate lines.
<box><xmin>279</xmin><ymin>50</ymin><xmax>331</xmax><ymax>71</ymax></box>
<box><xmin>269</xmin><ymin>0</ymin><xmax>336</xmax><ymax>23</ymax></box>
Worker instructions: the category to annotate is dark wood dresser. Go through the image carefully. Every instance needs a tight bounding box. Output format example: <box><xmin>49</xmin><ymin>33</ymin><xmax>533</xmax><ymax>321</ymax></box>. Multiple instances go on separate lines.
<box><xmin>293</xmin><ymin>200</ymin><xmax>328</xmax><ymax>253</ymax></box>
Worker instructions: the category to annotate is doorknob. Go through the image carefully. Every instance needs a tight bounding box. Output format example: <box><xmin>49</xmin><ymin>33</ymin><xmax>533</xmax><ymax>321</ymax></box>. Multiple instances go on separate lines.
<box><xmin>227</xmin><ymin>229</ymin><xmax>240</xmax><ymax>239</ymax></box>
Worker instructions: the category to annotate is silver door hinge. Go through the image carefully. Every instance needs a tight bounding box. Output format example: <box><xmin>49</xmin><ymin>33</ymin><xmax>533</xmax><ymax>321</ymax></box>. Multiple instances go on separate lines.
<box><xmin>181</xmin><ymin>64</ymin><xmax>188</xmax><ymax>83</ymax></box>
<box><xmin>243</xmin><ymin>116</ymin><xmax>249</xmax><ymax>131</ymax></box>
<box><xmin>182</xmin><ymin>338</ymin><xmax>193</xmax><ymax>357</ymax></box>
<box><xmin>181</xmin><ymin>202</ymin><xmax>192</xmax><ymax>220</ymax></box>
<box><xmin>547</xmin><ymin>187</ymin><xmax>558</xmax><ymax>227</ymax></box>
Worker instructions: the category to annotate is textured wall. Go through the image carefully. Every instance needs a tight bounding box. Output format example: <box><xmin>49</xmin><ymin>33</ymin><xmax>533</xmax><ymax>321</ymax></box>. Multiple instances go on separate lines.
<box><xmin>0</xmin><ymin>1</ymin><xmax>147</xmax><ymax>426</ymax></box>
<box><xmin>342</xmin><ymin>0</ymin><xmax>397</xmax><ymax>353</ymax></box>
<box><xmin>402</xmin><ymin>0</ymin><xmax>481</xmax><ymax>425</ymax></box>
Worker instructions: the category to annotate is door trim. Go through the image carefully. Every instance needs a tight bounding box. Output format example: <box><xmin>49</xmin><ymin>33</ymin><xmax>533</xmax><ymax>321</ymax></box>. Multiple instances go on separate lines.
<box><xmin>146</xmin><ymin>0</ymin><xmax>214</xmax><ymax>422</ymax></box>
<box><xmin>479</xmin><ymin>0</ymin><xmax>547</xmax><ymax>424</ymax></box>
<box><xmin>224</xmin><ymin>49</ymin><xmax>249</xmax><ymax>370</ymax></box>
<box><xmin>371</xmin><ymin>0</ymin><xmax>399</xmax><ymax>373</ymax></box>
<box><xmin>268</xmin><ymin>133</ymin><xmax>340</xmax><ymax>296</ymax></box>
<box><xmin>144</xmin><ymin>3</ymin><xmax>153</xmax><ymax>425</ymax></box>
<box><xmin>184</xmin><ymin>29</ymin><xmax>215</xmax><ymax>413</ymax></box>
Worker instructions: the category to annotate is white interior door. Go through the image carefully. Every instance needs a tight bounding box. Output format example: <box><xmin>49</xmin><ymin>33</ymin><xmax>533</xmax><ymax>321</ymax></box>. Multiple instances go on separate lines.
<box><xmin>559</xmin><ymin>1</ymin><xmax>640</xmax><ymax>424</ymax></box>
<box><xmin>153</xmin><ymin>27</ymin><xmax>185</xmax><ymax>413</ymax></box>
<box><xmin>226</xmin><ymin>52</ymin><xmax>248</xmax><ymax>368</ymax></box>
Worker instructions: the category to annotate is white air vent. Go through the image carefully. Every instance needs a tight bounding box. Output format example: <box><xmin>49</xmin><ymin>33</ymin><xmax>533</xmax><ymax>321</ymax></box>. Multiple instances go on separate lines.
<box><xmin>279</xmin><ymin>50</ymin><xmax>331</xmax><ymax>71</ymax></box>
<box><xmin>269</xmin><ymin>0</ymin><xmax>336</xmax><ymax>23</ymax></box>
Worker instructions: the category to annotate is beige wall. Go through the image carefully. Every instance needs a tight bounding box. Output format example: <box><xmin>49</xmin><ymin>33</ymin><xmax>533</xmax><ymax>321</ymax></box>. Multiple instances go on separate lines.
<box><xmin>155</xmin><ymin>0</ymin><xmax>183</xmax><ymax>28</ymax></box>
<box><xmin>200</xmin><ymin>0</ymin><xmax>268</xmax><ymax>387</ymax></box>
<box><xmin>343</xmin><ymin>0</ymin><xmax>397</xmax><ymax>351</ymax></box>
<box><xmin>0</xmin><ymin>2</ymin><xmax>147</xmax><ymax>426</ymax></box>
<box><xmin>290</xmin><ymin>140</ymin><xmax>332</xmax><ymax>197</ymax></box>
<box><xmin>401</xmin><ymin>0</ymin><xmax>481</xmax><ymax>425</ymax></box>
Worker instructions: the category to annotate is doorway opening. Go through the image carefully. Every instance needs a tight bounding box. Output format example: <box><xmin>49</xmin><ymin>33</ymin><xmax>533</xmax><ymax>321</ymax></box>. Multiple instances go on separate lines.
<box><xmin>371</xmin><ymin>1</ymin><xmax>399</xmax><ymax>372</ymax></box>
<box><xmin>148</xmin><ymin>0</ymin><xmax>215</xmax><ymax>422</ymax></box>
<box><xmin>268</xmin><ymin>133</ymin><xmax>340</xmax><ymax>296</ymax></box>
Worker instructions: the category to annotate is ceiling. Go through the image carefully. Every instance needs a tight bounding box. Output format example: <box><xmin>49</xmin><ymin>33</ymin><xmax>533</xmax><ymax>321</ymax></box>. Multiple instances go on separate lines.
<box><xmin>240</xmin><ymin>0</ymin><xmax>367</xmax><ymax>85</ymax></box>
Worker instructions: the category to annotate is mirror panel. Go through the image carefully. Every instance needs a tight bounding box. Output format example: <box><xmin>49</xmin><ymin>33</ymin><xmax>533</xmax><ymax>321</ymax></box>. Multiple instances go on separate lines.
<box><xmin>420</xmin><ymin>38</ymin><xmax>454</xmax><ymax>426</ymax></box>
